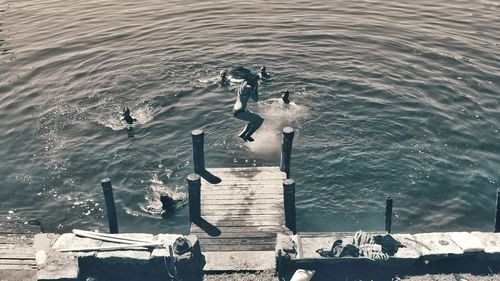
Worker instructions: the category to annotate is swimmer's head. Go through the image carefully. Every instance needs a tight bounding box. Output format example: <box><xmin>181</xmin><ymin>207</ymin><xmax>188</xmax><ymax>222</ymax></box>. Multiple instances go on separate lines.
<box><xmin>281</xmin><ymin>90</ymin><xmax>290</xmax><ymax>104</ymax></box>
<box><xmin>260</xmin><ymin>66</ymin><xmax>266</xmax><ymax>73</ymax></box>
<box><xmin>219</xmin><ymin>70</ymin><xmax>227</xmax><ymax>79</ymax></box>
<box><xmin>123</xmin><ymin>107</ymin><xmax>130</xmax><ymax>114</ymax></box>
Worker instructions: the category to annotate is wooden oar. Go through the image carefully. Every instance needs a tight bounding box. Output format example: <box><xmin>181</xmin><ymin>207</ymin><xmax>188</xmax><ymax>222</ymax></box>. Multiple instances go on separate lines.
<box><xmin>72</xmin><ymin>229</ymin><xmax>163</xmax><ymax>246</ymax></box>
<box><xmin>60</xmin><ymin>242</ymin><xmax>162</xmax><ymax>252</ymax></box>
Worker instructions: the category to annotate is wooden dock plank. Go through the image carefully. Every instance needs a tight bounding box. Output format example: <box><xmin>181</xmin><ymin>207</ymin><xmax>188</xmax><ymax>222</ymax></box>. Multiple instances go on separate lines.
<box><xmin>209</xmin><ymin>167</ymin><xmax>282</xmax><ymax>173</ymax></box>
<box><xmin>198</xmin><ymin>238</ymin><xmax>276</xmax><ymax>245</ymax></box>
<box><xmin>201</xmin><ymin>210</ymin><xmax>284</xmax><ymax>216</ymax></box>
<box><xmin>191</xmin><ymin>225</ymin><xmax>287</xmax><ymax>234</ymax></box>
<box><xmin>201</xmin><ymin>214</ymin><xmax>284</xmax><ymax>221</ymax></box>
<box><xmin>194</xmin><ymin>231</ymin><xmax>278</xmax><ymax>239</ymax></box>
<box><xmin>0</xmin><ymin>216</ymin><xmax>41</xmax><ymax>281</ymax></box>
<box><xmin>203</xmin><ymin>202</ymin><xmax>281</xmax><ymax>209</ymax></box>
<box><xmin>192</xmin><ymin>166</ymin><xmax>288</xmax><ymax>270</ymax></box>
<box><xmin>201</xmin><ymin>244</ymin><xmax>275</xmax><ymax>252</ymax></box>
<box><xmin>201</xmin><ymin>199</ymin><xmax>283</xmax><ymax>205</ymax></box>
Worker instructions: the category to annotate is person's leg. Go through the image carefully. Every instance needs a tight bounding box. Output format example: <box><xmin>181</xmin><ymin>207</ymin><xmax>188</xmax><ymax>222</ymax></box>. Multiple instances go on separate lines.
<box><xmin>238</xmin><ymin>123</ymin><xmax>251</xmax><ymax>140</ymax></box>
<box><xmin>234</xmin><ymin>111</ymin><xmax>264</xmax><ymax>141</ymax></box>
<box><xmin>246</xmin><ymin>114</ymin><xmax>264</xmax><ymax>140</ymax></box>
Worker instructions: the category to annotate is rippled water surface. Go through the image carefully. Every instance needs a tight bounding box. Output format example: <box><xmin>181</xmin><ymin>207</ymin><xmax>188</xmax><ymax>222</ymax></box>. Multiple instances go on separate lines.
<box><xmin>1</xmin><ymin>0</ymin><xmax>499</xmax><ymax>234</ymax></box>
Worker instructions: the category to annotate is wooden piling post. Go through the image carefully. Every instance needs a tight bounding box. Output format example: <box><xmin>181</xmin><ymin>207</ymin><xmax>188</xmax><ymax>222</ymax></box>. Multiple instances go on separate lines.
<box><xmin>280</xmin><ymin>127</ymin><xmax>295</xmax><ymax>179</ymax></box>
<box><xmin>283</xmin><ymin>179</ymin><xmax>296</xmax><ymax>234</ymax></box>
<box><xmin>101</xmin><ymin>178</ymin><xmax>118</xmax><ymax>234</ymax></box>
<box><xmin>191</xmin><ymin>129</ymin><xmax>205</xmax><ymax>174</ymax></box>
<box><xmin>495</xmin><ymin>189</ymin><xmax>500</xmax><ymax>233</ymax></box>
<box><xmin>385</xmin><ymin>196</ymin><xmax>393</xmax><ymax>234</ymax></box>
<box><xmin>187</xmin><ymin>173</ymin><xmax>201</xmax><ymax>222</ymax></box>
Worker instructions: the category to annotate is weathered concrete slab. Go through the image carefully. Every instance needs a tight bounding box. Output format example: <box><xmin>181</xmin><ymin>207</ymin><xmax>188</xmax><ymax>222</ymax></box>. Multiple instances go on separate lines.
<box><xmin>52</xmin><ymin>233</ymin><xmax>102</xmax><ymax>257</ymax></box>
<box><xmin>36</xmin><ymin>250</ymin><xmax>78</xmax><ymax>281</ymax></box>
<box><xmin>471</xmin><ymin>232</ymin><xmax>500</xmax><ymax>253</ymax></box>
<box><xmin>35</xmin><ymin>234</ymin><xmax>79</xmax><ymax>281</ymax></box>
<box><xmin>203</xmin><ymin>251</ymin><xmax>276</xmax><ymax>271</ymax></box>
<box><xmin>152</xmin><ymin>234</ymin><xmax>197</xmax><ymax>257</ymax></box>
<box><xmin>409</xmin><ymin>233</ymin><xmax>463</xmax><ymax>256</ymax></box>
<box><xmin>448</xmin><ymin>232</ymin><xmax>484</xmax><ymax>253</ymax></box>
<box><xmin>391</xmin><ymin>234</ymin><xmax>421</xmax><ymax>259</ymax></box>
<box><xmin>96</xmin><ymin>250</ymin><xmax>151</xmax><ymax>261</ymax></box>
<box><xmin>90</xmin><ymin>233</ymin><xmax>155</xmax><ymax>262</ymax></box>
<box><xmin>299</xmin><ymin>236</ymin><xmax>338</xmax><ymax>259</ymax></box>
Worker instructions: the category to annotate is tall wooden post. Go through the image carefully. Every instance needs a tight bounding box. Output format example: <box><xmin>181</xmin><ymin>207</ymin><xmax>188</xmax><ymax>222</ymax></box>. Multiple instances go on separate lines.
<box><xmin>187</xmin><ymin>174</ymin><xmax>201</xmax><ymax>222</ymax></box>
<box><xmin>283</xmin><ymin>179</ymin><xmax>296</xmax><ymax>234</ymax></box>
<box><xmin>280</xmin><ymin>127</ymin><xmax>294</xmax><ymax>179</ymax></box>
<box><xmin>101</xmin><ymin>178</ymin><xmax>118</xmax><ymax>234</ymax></box>
<box><xmin>495</xmin><ymin>189</ymin><xmax>500</xmax><ymax>233</ymax></box>
<box><xmin>192</xmin><ymin>129</ymin><xmax>205</xmax><ymax>174</ymax></box>
<box><xmin>385</xmin><ymin>196</ymin><xmax>393</xmax><ymax>234</ymax></box>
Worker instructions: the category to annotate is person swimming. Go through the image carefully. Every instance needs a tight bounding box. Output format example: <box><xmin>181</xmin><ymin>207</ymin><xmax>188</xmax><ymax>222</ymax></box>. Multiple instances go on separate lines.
<box><xmin>258</xmin><ymin>66</ymin><xmax>272</xmax><ymax>81</ymax></box>
<box><xmin>281</xmin><ymin>90</ymin><xmax>291</xmax><ymax>105</ymax></box>
<box><xmin>232</xmin><ymin>68</ymin><xmax>264</xmax><ymax>142</ymax></box>
<box><xmin>122</xmin><ymin>107</ymin><xmax>137</xmax><ymax>125</ymax></box>
<box><xmin>219</xmin><ymin>70</ymin><xmax>229</xmax><ymax>86</ymax></box>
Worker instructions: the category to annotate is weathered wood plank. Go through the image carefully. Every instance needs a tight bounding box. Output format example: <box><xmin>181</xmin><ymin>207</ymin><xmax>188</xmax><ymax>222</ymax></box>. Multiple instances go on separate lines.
<box><xmin>198</xmin><ymin>238</ymin><xmax>276</xmax><ymax>245</ymax></box>
<box><xmin>205</xmin><ymin>173</ymin><xmax>286</xmax><ymax>181</ymax></box>
<box><xmin>201</xmin><ymin>244</ymin><xmax>275</xmax><ymax>252</ymax></box>
<box><xmin>201</xmin><ymin>204</ymin><xmax>281</xmax><ymax>211</ymax></box>
<box><xmin>201</xmin><ymin>209</ymin><xmax>283</xmax><ymax>216</ymax></box>
<box><xmin>209</xmin><ymin>167</ymin><xmax>281</xmax><ymax>173</ymax></box>
<box><xmin>201</xmin><ymin>185</ymin><xmax>283</xmax><ymax>192</ymax></box>
<box><xmin>201</xmin><ymin>215</ymin><xmax>284</xmax><ymax>222</ymax></box>
<box><xmin>0</xmin><ymin>264</ymin><xmax>36</xmax><ymax>270</ymax></box>
<box><xmin>0</xmin><ymin>259</ymin><xmax>36</xmax><ymax>266</ymax></box>
<box><xmin>192</xmin><ymin>231</ymin><xmax>277</xmax><ymax>239</ymax></box>
<box><xmin>191</xmin><ymin>225</ymin><xmax>287</xmax><ymax>233</ymax></box>
<box><xmin>201</xmin><ymin>198</ymin><xmax>283</xmax><ymax>205</ymax></box>
<box><xmin>202</xmin><ymin>179</ymin><xmax>285</xmax><ymax>186</ymax></box>
<box><xmin>202</xmin><ymin>192</ymin><xmax>282</xmax><ymax>198</ymax></box>
<box><xmin>200</xmin><ymin>219</ymin><xmax>282</xmax><ymax>227</ymax></box>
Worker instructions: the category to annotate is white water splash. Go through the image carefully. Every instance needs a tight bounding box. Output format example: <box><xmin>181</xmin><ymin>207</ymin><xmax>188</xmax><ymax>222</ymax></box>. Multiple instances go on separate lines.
<box><xmin>139</xmin><ymin>173</ymin><xmax>186</xmax><ymax>216</ymax></box>
<box><xmin>244</xmin><ymin>98</ymin><xmax>309</xmax><ymax>155</ymax></box>
<box><xmin>98</xmin><ymin>104</ymin><xmax>154</xmax><ymax>130</ymax></box>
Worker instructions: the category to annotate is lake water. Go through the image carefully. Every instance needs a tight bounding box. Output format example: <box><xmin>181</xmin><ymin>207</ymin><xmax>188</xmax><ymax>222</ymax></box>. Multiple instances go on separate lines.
<box><xmin>1</xmin><ymin>0</ymin><xmax>499</xmax><ymax>235</ymax></box>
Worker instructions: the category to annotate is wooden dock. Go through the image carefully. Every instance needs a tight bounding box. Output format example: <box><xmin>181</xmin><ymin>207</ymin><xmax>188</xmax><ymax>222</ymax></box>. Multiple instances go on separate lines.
<box><xmin>189</xmin><ymin>166</ymin><xmax>293</xmax><ymax>270</ymax></box>
<box><xmin>0</xmin><ymin>216</ymin><xmax>42</xmax><ymax>281</ymax></box>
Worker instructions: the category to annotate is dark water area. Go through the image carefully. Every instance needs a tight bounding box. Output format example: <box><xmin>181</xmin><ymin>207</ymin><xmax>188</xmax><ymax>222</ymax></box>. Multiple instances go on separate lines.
<box><xmin>0</xmin><ymin>0</ymin><xmax>499</xmax><ymax>235</ymax></box>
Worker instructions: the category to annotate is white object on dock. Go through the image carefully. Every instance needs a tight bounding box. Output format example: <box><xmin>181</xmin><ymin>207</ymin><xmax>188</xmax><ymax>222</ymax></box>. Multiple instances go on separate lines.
<box><xmin>290</xmin><ymin>269</ymin><xmax>316</xmax><ymax>281</ymax></box>
<box><xmin>59</xmin><ymin>242</ymin><xmax>162</xmax><ymax>252</ymax></box>
<box><xmin>72</xmin><ymin>229</ymin><xmax>162</xmax><ymax>246</ymax></box>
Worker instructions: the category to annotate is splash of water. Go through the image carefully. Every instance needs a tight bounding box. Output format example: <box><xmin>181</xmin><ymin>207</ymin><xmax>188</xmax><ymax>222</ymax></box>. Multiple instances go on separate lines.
<box><xmin>244</xmin><ymin>97</ymin><xmax>309</xmax><ymax>156</ymax></box>
<box><xmin>98</xmin><ymin>103</ymin><xmax>154</xmax><ymax>131</ymax></box>
<box><xmin>139</xmin><ymin>173</ymin><xmax>187</xmax><ymax>216</ymax></box>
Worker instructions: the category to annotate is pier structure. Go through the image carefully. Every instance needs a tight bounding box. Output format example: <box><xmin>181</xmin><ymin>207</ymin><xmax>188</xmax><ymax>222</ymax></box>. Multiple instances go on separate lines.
<box><xmin>0</xmin><ymin>216</ymin><xmax>42</xmax><ymax>281</ymax></box>
<box><xmin>188</xmin><ymin>128</ymin><xmax>296</xmax><ymax>270</ymax></box>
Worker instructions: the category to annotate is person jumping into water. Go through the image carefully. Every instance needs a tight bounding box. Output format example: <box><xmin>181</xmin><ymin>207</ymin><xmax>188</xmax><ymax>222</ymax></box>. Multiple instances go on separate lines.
<box><xmin>232</xmin><ymin>67</ymin><xmax>263</xmax><ymax>142</ymax></box>
<box><xmin>122</xmin><ymin>107</ymin><xmax>137</xmax><ymax>125</ymax></box>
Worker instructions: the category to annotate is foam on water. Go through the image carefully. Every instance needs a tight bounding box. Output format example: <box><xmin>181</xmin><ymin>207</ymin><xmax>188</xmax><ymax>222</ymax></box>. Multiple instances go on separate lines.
<box><xmin>98</xmin><ymin>103</ymin><xmax>154</xmax><ymax>131</ymax></box>
<box><xmin>245</xmin><ymin>97</ymin><xmax>309</xmax><ymax>156</ymax></box>
<box><xmin>139</xmin><ymin>173</ymin><xmax>187</xmax><ymax>217</ymax></box>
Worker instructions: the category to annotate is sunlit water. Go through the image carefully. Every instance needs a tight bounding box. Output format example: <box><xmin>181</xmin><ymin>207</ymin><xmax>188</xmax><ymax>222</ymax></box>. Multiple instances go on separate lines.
<box><xmin>0</xmin><ymin>0</ymin><xmax>499</xmax><ymax>234</ymax></box>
